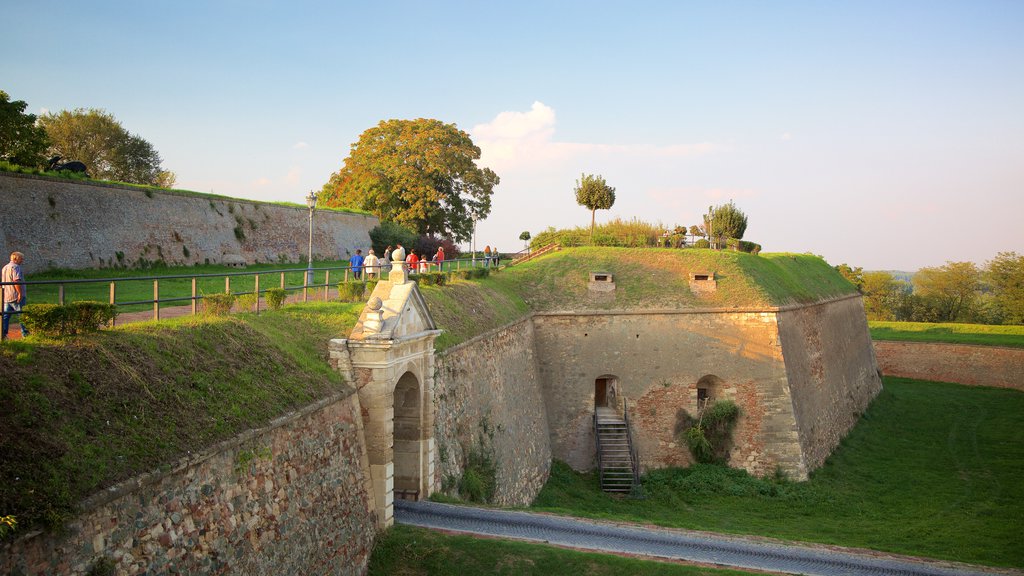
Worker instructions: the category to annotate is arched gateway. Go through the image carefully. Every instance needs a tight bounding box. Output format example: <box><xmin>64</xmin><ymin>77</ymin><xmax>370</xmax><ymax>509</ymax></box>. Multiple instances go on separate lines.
<box><xmin>329</xmin><ymin>265</ymin><xmax>440</xmax><ymax>528</ymax></box>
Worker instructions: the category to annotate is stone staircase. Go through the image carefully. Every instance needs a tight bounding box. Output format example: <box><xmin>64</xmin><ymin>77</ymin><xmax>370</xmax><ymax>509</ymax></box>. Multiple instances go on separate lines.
<box><xmin>594</xmin><ymin>406</ymin><xmax>639</xmax><ymax>493</ymax></box>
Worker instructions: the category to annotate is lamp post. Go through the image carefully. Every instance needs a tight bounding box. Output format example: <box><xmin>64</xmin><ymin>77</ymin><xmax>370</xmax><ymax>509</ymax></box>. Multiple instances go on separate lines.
<box><xmin>471</xmin><ymin>216</ymin><xmax>477</xmax><ymax>267</ymax></box>
<box><xmin>306</xmin><ymin>190</ymin><xmax>318</xmax><ymax>286</ymax></box>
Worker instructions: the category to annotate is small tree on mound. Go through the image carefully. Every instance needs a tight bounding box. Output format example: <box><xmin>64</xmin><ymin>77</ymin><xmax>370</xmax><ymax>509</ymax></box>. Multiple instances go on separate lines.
<box><xmin>574</xmin><ymin>173</ymin><xmax>616</xmax><ymax>244</ymax></box>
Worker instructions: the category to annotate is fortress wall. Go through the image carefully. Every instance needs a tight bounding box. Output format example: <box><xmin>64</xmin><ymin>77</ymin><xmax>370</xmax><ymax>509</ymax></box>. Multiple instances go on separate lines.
<box><xmin>0</xmin><ymin>392</ymin><xmax>377</xmax><ymax>576</ymax></box>
<box><xmin>873</xmin><ymin>341</ymin><xmax>1024</xmax><ymax>391</ymax></box>
<box><xmin>434</xmin><ymin>317</ymin><xmax>552</xmax><ymax>505</ymax></box>
<box><xmin>776</xmin><ymin>296</ymin><xmax>883</xmax><ymax>472</ymax></box>
<box><xmin>531</xmin><ymin>310</ymin><xmax>808</xmax><ymax>479</ymax></box>
<box><xmin>0</xmin><ymin>172</ymin><xmax>377</xmax><ymax>274</ymax></box>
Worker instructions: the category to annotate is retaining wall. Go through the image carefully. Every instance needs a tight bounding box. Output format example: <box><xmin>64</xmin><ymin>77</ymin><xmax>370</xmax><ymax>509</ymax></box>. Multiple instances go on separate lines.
<box><xmin>0</xmin><ymin>172</ymin><xmax>377</xmax><ymax>274</ymax></box>
<box><xmin>0</xmin><ymin>392</ymin><xmax>377</xmax><ymax>576</ymax></box>
<box><xmin>874</xmin><ymin>341</ymin><xmax>1024</xmax><ymax>391</ymax></box>
<box><xmin>433</xmin><ymin>318</ymin><xmax>552</xmax><ymax>505</ymax></box>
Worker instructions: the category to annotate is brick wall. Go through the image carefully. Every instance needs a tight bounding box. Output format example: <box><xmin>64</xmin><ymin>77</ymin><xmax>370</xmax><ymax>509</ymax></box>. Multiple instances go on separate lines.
<box><xmin>0</xmin><ymin>392</ymin><xmax>377</xmax><ymax>576</ymax></box>
<box><xmin>874</xmin><ymin>341</ymin><xmax>1024</xmax><ymax>391</ymax></box>
<box><xmin>0</xmin><ymin>172</ymin><xmax>377</xmax><ymax>274</ymax></box>
<box><xmin>434</xmin><ymin>318</ymin><xmax>552</xmax><ymax>505</ymax></box>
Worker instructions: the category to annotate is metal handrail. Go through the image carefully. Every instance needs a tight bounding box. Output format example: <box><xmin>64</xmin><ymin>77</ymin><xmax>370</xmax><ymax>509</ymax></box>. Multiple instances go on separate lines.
<box><xmin>623</xmin><ymin>397</ymin><xmax>641</xmax><ymax>489</ymax></box>
<box><xmin>593</xmin><ymin>412</ymin><xmax>605</xmax><ymax>489</ymax></box>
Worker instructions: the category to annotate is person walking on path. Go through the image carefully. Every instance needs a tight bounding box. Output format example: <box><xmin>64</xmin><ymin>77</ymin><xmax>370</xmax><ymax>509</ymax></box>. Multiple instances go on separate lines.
<box><xmin>382</xmin><ymin>245</ymin><xmax>393</xmax><ymax>276</ymax></box>
<box><xmin>434</xmin><ymin>246</ymin><xmax>445</xmax><ymax>272</ymax></box>
<box><xmin>2</xmin><ymin>251</ymin><xmax>29</xmax><ymax>341</ymax></box>
<box><xmin>364</xmin><ymin>249</ymin><xmax>380</xmax><ymax>279</ymax></box>
<box><xmin>349</xmin><ymin>249</ymin><xmax>365</xmax><ymax>280</ymax></box>
<box><xmin>484</xmin><ymin>245</ymin><xmax>492</xmax><ymax>267</ymax></box>
<box><xmin>406</xmin><ymin>250</ymin><xmax>419</xmax><ymax>273</ymax></box>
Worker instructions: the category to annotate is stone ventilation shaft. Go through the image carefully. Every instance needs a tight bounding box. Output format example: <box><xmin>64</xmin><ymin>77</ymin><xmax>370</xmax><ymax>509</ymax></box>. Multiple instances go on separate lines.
<box><xmin>329</xmin><ymin>263</ymin><xmax>441</xmax><ymax>528</ymax></box>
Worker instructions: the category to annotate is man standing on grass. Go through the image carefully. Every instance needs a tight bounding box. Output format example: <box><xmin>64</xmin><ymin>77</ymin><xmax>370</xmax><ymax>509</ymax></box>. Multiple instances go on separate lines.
<box><xmin>349</xmin><ymin>249</ymin><xmax>365</xmax><ymax>280</ymax></box>
<box><xmin>2</xmin><ymin>251</ymin><xmax>28</xmax><ymax>341</ymax></box>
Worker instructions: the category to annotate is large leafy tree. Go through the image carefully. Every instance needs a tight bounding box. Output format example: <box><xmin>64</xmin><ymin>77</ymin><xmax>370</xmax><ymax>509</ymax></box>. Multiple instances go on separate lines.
<box><xmin>986</xmin><ymin>252</ymin><xmax>1024</xmax><ymax>324</ymax></box>
<box><xmin>0</xmin><ymin>90</ymin><xmax>50</xmax><ymax>167</ymax></box>
<box><xmin>913</xmin><ymin>261</ymin><xmax>980</xmax><ymax>322</ymax></box>
<box><xmin>574</xmin><ymin>173</ymin><xmax>616</xmax><ymax>242</ymax></box>
<box><xmin>862</xmin><ymin>271</ymin><xmax>910</xmax><ymax>321</ymax></box>
<box><xmin>321</xmin><ymin>118</ymin><xmax>498</xmax><ymax>242</ymax></box>
<box><xmin>37</xmin><ymin>108</ymin><xmax>174</xmax><ymax>186</ymax></box>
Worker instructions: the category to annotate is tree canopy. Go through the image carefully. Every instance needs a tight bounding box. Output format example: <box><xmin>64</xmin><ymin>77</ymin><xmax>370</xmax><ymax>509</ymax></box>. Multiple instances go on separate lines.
<box><xmin>320</xmin><ymin>118</ymin><xmax>498</xmax><ymax>242</ymax></box>
<box><xmin>706</xmin><ymin>201</ymin><xmax>748</xmax><ymax>241</ymax></box>
<box><xmin>37</xmin><ymin>108</ymin><xmax>175</xmax><ymax>187</ymax></box>
<box><xmin>0</xmin><ymin>90</ymin><xmax>50</xmax><ymax>167</ymax></box>
<box><xmin>574</xmin><ymin>173</ymin><xmax>616</xmax><ymax>241</ymax></box>
<box><xmin>913</xmin><ymin>261</ymin><xmax>980</xmax><ymax>322</ymax></box>
<box><xmin>986</xmin><ymin>252</ymin><xmax>1024</xmax><ymax>324</ymax></box>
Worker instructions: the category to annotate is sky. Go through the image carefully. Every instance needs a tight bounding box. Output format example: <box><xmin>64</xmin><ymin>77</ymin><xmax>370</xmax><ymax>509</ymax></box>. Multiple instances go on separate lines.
<box><xmin>3</xmin><ymin>0</ymin><xmax>1022</xmax><ymax>271</ymax></box>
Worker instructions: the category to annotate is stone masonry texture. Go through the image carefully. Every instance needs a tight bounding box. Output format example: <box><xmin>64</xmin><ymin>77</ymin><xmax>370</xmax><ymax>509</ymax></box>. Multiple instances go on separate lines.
<box><xmin>873</xmin><ymin>341</ymin><xmax>1024</xmax><ymax>391</ymax></box>
<box><xmin>433</xmin><ymin>318</ymin><xmax>553</xmax><ymax>505</ymax></box>
<box><xmin>0</xmin><ymin>172</ymin><xmax>378</xmax><ymax>274</ymax></box>
<box><xmin>0</xmin><ymin>392</ymin><xmax>377</xmax><ymax>576</ymax></box>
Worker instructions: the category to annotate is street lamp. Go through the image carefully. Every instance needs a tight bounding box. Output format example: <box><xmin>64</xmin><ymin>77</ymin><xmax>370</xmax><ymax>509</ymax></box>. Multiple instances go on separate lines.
<box><xmin>471</xmin><ymin>216</ymin><xmax>477</xmax><ymax>266</ymax></box>
<box><xmin>306</xmin><ymin>190</ymin><xmax>318</xmax><ymax>286</ymax></box>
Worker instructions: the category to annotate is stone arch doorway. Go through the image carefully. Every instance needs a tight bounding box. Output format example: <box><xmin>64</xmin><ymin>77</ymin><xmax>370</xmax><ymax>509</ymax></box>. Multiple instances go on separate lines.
<box><xmin>696</xmin><ymin>374</ymin><xmax>725</xmax><ymax>410</ymax></box>
<box><xmin>595</xmin><ymin>374</ymin><xmax>620</xmax><ymax>409</ymax></box>
<box><xmin>393</xmin><ymin>371</ymin><xmax>424</xmax><ymax>500</ymax></box>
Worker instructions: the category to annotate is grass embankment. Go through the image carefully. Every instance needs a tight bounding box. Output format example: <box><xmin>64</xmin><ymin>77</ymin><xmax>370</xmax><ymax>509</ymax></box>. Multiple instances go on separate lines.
<box><xmin>369</xmin><ymin>524</ymin><xmax>755</xmax><ymax>576</ymax></box>
<box><xmin>528</xmin><ymin>377</ymin><xmax>1024</xmax><ymax>568</ymax></box>
<box><xmin>419</xmin><ymin>276</ymin><xmax>530</xmax><ymax>352</ymax></box>
<box><xmin>870</xmin><ymin>321</ymin><xmax>1024</xmax><ymax>348</ymax></box>
<box><xmin>486</xmin><ymin>247</ymin><xmax>856</xmax><ymax>311</ymax></box>
<box><xmin>0</xmin><ymin>301</ymin><xmax>362</xmax><ymax>531</ymax></box>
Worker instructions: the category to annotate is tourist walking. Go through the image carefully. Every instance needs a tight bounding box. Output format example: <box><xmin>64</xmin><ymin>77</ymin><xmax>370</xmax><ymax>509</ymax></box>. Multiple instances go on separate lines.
<box><xmin>492</xmin><ymin>247</ymin><xmax>499</xmax><ymax>267</ymax></box>
<box><xmin>484</xmin><ymin>245</ymin><xmax>492</xmax><ymax>267</ymax></box>
<box><xmin>383</xmin><ymin>245</ymin><xmax>393</xmax><ymax>276</ymax></box>
<box><xmin>434</xmin><ymin>246</ymin><xmax>445</xmax><ymax>272</ymax></box>
<box><xmin>406</xmin><ymin>250</ymin><xmax>419</xmax><ymax>272</ymax></box>
<box><xmin>2</xmin><ymin>251</ymin><xmax>29</xmax><ymax>341</ymax></box>
<box><xmin>364</xmin><ymin>249</ymin><xmax>380</xmax><ymax>279</ymax></box>
<box><xmin>349</xmin><ymin>249</ymin><xmax>365</xmax><ymax>280</ymax></box>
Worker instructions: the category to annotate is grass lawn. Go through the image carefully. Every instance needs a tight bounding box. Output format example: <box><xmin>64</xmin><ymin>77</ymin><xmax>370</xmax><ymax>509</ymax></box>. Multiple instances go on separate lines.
<box><xmin>0</xmin><ymin>301</ymin><xmax>362</xmax><ymax>531</ymax></box>
<box><xmin>529</xmin><ymin>377</ymin><xmax>1024</xmax><ymax>568</ymax></box>
<box><xmin>369</xmin><ymin>524</ymin><xmax>758</xmax><ymax>576</ymax></box>
<box><xmin>870</xmin><ymin>321</ymin><xmax>1024</xmax><ymax>348</ymax></box>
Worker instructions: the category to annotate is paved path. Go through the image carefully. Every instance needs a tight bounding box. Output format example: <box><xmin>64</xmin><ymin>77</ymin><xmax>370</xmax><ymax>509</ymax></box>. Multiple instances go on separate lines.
<box><xmin>395</xmin><ymin>500</ymin><xmax>1013</xmax><ymax>576</ymax></box>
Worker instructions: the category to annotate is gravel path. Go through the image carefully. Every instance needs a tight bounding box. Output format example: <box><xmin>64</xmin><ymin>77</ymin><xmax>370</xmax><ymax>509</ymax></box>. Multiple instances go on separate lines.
<box><xmin>395</xmin><ymin>500</ymin><xmax>1011</xmax><ymax>576</ymax></box>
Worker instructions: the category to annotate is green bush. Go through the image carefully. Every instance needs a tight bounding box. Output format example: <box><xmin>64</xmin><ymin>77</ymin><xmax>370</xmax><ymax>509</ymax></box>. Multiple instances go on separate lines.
<box><xmin>473</xmin><ymin>268</ymin><xmax>490</xmax><ymax>279</ymax></box>
<box><xmin>417</xmin><ymin>272</ymin><xmax>447</xmax><ymax>286</ymax></box>
<box><xmin>21</xmin><ymin>301</ymin><xmax>117</xmax><ymax>336</ymax></box>
<box><xmin>337</xmin><ymin>281</ymin><xmax>366</xmax><ymax>302</ymax></box>
<box><xmin>264</xmin><ymin>288</ymin><xmax>287</xmax><ymax>310</ymax></box>
<box><xmin>693</xmin><ymin>239</ymin><xmax>711</xmax><ymax>249</ymax></box>
<box><xmin>202</xmin><ymin>293</ymin><xmax>235</xmax><ymax>316</ymax></box>
<box><xmin>235</xmin><ymin>293</ymin><xmax>258</xmax><ymax>311</ymax></box>
<box><xmin>458</xmin><ymin>448</ymin><xmax>496</xmax><ymax>504</ymax></box>
<box><xmin>365</xmin><ymin>279</ymin><xmax>379</xmax><ymax>295</ymax></box>
<box><xmin>681</xmin><ymin>400</ymin><xmax>740</xmax><ymax>465</ymax></box>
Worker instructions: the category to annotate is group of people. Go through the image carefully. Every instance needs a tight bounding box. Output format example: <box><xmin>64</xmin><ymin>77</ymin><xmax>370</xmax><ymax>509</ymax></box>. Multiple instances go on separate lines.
<box><xmin>346</xmin><ymin>243</ymin><xmax>448</xmax><ymax>280</ymax></box>
<box><xmin>482</xmin><ymin>245</ymin><xmax>500</xmax><ymax>267</ymax></box>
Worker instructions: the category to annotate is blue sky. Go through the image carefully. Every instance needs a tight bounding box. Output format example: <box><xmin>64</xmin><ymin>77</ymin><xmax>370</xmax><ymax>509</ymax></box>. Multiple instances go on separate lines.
<box><xmin>4</xmin><ymin>0</ymin><xmax>1022</xmax><ymax>270</ymax></box>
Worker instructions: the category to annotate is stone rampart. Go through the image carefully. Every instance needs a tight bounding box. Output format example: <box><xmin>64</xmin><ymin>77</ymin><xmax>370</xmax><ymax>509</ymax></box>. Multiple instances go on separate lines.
<box><xmin>0</xmin><ymin>391</ymin><xmax>377</xmax><ymax>576</ymax></box>
<box><xmin>530</xmin><ymin>296</ymin><xmax>881</xmax><ymax>480</ymax></box>
<box><xmin>0</xmin><ymin>172</ymin><xmax>377</xmax><ymax>274</ymax></box>
<box><xmin>776</xmin><ymin>296</ymin><xmax>883</xmax><ymax>472</ymax></box>
<box><xmin>434</xmin><ymin>318</ymin><xmax>552</xmax><ymax>505</ymax></box>
<box><xmin>874</xmin><ymin>341</ymin><xmax>1024</xmax><ymax>391</ymax></box>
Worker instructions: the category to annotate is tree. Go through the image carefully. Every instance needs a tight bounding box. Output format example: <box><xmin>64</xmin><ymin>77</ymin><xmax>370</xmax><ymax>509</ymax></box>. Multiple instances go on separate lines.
<box><xmin>707</xmin><ymin>201</ymin><xmax>748</xmax><ymax>245</ymax></box>
<box><xmin>519</xmin><ymin>230</ymin><xmax>531</xmax><ymax>249</ymax></box>
<box><xmin>986</xmin><ymin>252</ymin><xmax>1024</xmax><ymax>324</ymax></box>
<box><xmin>320</xmin><ymin>118</ymin><xmax>498</xmax><ymax>242</ymax></box>
<box><xmin>574</xmin><ymin>173</ymin><xmax>616</xmax><ymax>243</ymax></box>
<box><xmin>913</xmin><ymin>261</ymin><xmax>980</xmax><ymax>322</ymax></box>
<box><xmin>0</xmin><ymin>90</ymin><xmax>50</xmax><ymax>167</ymax></box>
<box><xmin>835</xmin><ymin>263</ymin><xmax>864</xmax><ymax>291</ymax></box>
<box><xmin>37</xmin><ymin>108</ymin><xmax>171</xmax><ymax>186</ymax></box>
<box><xmin>861</xmin><ymin>271</ymin><xmax>910</xmax><ymax>321</ymax></box>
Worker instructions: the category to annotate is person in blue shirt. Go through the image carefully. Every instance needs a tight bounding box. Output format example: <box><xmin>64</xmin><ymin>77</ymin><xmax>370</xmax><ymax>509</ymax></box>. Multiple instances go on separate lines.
<box><xmin>349</xmin><ymin>249</ymin><xmax>365</xmax><ymax>280</ymax></box>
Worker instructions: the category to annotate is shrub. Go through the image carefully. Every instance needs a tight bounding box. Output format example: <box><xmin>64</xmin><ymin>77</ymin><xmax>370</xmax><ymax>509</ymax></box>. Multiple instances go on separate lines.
<box><xmin>458</xmin><ymin>447</ymin><xmax>496</xmax><ymax>504</ymax></box>
<box><xmin>365</xmin><ymin>279</ymin><xmax>379</xmax><ymax>295</ymax></box>
<box><xmin>202</xmin><ymin>293</ymin><xmax>235</xmax><ymax>316</ymax></box>
<box><xmin>235</xmin><ymin>293</ymin><xmax>259</xmax><ymax>311</ymax></box>
<box><xmin>337</xmin><ymin>281</ymin><xmax>366</xmax><ymax>302</ymax></box>
<box><xmin>414</xmin><ymin>235</ymin><xmax>461</xmax><ymax>260</ymax></box>
<box><xmin>369</xmin><ymin>221</ymin><xmax>418</xmax><ymax>256</ymax></box>
<box><xmin>418</xmin><ymin>272</ymin><xmax>447</xmax><ymax>286</ymax></box>
<box><xmin>264</xmin><ymin>288</ymin><xmax>287</xmax><ymax>310</ymax></box>
<box><xmin>681</xmin><ymin>400</ymin><xmax>740</xmax><ymax>465</ymax></box>
<box><xmin>693</xmin><ymin>239</ymin><xmax>711</xmax><ymax>249</ymax></box>
<box><xmin>21</xmin><ymin>301</ymin><xmax>117</xmax><ymax>336</ymax></box>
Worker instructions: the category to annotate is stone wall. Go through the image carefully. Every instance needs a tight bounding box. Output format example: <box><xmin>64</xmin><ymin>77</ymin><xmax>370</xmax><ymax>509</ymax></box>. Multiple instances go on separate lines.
<box><xmin>531</xmin><ymin>298</ymin><xmax>881</xmax><ymax>480</ymax></box>
<box><xmin>0</xmin><ymin>172</ymin><xmax>378</xmax><ymax>274</ymax></box>
<box><xmin>531</xmin><ymin>309</ymin><xmax>802</xmax><ymax>478</ymax></box>
<box><xmin>433</xmin><ymin>318</ymin><xmax>552</xmax><ymax>506</ymax></box>
<box><xmin>874</xmin><ymin>341</ymin><xmax>1024</xmax><ymax>391</ymax></box>
<box><xmin>0</xmin><ymin>392</ymin><xmax>377</xmax><ymax>576</ymax></box>
<box><xmin>776</xmin><ymin>296</ymin><xmax>883</xmax><ymax>472</ymax></box>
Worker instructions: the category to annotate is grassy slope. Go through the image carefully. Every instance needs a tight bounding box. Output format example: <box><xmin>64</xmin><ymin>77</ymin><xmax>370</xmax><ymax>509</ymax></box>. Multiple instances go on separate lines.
<box><xmin>369</xmin><ymin>524</ymin><xmax>757</xmax><ymax>576</ymax></box>
<box><xmin>530</xmin><ymin>377</ymin><xmax>1024</xmax><ymax>568</ymax></box>
<box><xmin>0</xmin><ymin>301</ymin><xmax>362</xmax><ymax>529</ymax></box>
<box><xmin>870</xmin><ymin>320</ymin><xmax>1024</xmax><ymax>348</ymax></box>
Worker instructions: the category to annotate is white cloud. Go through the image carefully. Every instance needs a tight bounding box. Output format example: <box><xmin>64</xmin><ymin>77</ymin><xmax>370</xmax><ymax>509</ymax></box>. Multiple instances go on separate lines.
<box><xmin>292</xmin><ymin>141</ymin><xmax>309</xmax><ymax>149</ymax></box>
<box><xmin>253</xmin><ymin>177</ymin><xmax>272</xmax><ymax>187</ymax></box>
<box><xmin>780</xmin><ymin>132</ymin><xmax>793</xmax><ymax>141</ymax></box>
